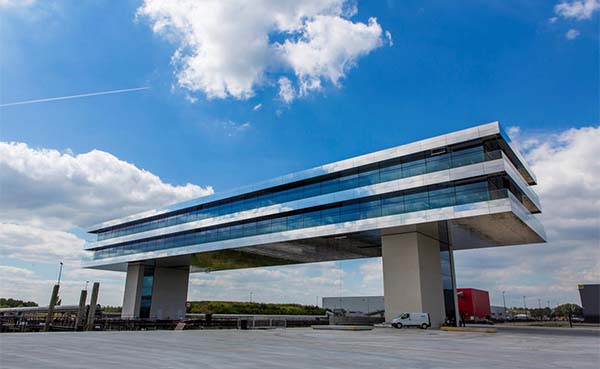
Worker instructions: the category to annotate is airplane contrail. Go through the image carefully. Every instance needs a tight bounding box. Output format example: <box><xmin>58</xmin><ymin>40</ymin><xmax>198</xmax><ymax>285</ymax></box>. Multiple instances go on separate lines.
<box><xmin>0</xmin><ymin>87</ymin><xmax>150</xmax><ymax>107</ymax></box>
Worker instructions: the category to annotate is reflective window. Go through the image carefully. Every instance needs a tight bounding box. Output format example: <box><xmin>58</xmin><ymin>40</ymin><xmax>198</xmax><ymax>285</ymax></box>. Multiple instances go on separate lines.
<box><xmin>92</xmin><ymin>174</ymin><xmax>531</xmax><ymax>261</ymax></box>
<box><xmin>95</xmin><ymin>143</ymin><xmax>511</xmax><ymax>242</ymax></box>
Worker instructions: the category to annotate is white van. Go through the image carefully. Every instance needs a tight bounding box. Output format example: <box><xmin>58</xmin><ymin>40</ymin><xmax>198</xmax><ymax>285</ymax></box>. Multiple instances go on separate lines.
<box><xmin>391</xmin><ymin>312</ymin><xmax>431</xmax><ymax>329</ymax></box>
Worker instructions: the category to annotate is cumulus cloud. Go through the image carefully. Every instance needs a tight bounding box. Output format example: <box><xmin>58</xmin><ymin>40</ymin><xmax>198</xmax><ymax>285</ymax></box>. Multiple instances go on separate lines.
<box><xmin>0</xmin><ymin>264</ymin><xmax>125</xmax><ymax>306</ymax></box>
<box><xmin>278</xmin><ymin>76</ymin><xmax>296</xmax><ymax>103</ymax></box>
<box><xmin>277</xmin><ymin>16</ymin><xmax>384</xmax><ymax>95</ymax></box>
<box><xmin>0</xmin><ymin>142</ymin><xmax>213</xmax><ymax>229</ymax></box>
<box><xmin>554</xmin><ymin>0</ymin><xmax>600</xmax><ymax>20</ymax></box>
<box><xmin>0</xmin><ymin>223</ymin><xmax>85</xmax><ymax>263</ymax></box>
<box><xmin>0</xmin><ymin>142</ymin><xmax>212</xmax><ymax>305</ymax></box>
<box><xmin>136</xmin><ymin>0</ymin><xmax>389</xmax><ymax>102</ymax></box>
<box><xmin>565</xmin><ymin>28</ymin><xmax>581</xmax><ymax>39</ymax></box>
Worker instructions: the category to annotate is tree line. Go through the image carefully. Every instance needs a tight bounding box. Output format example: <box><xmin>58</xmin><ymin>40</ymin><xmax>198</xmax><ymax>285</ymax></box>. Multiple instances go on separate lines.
<box><xmin>0</xmin><ymin>298</ymin><xmax>38</xmax><ymax>308</ymax></box>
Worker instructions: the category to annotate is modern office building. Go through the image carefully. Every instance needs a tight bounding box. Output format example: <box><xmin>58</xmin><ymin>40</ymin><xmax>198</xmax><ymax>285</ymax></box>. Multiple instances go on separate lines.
<box><xmin>82</xmin><ymin>122</ymin><xmax>545</xmax><ymax>326</ymax></box>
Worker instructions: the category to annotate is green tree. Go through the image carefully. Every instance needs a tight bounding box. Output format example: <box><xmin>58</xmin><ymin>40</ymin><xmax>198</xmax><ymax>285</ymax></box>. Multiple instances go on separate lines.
<box><xmin>186</xmin><ymin>301</ymin><xmax>326</xmax><ymax>315</ymax></box>
<box><xmin>554</xmin><ymin>303</ymin><xmax>583</xmax><ymax>318</ymax></box>
<box><xmin>0</xmin><ymin>298</ymin><xmax>38</xmax><ymax>308</ymax></box>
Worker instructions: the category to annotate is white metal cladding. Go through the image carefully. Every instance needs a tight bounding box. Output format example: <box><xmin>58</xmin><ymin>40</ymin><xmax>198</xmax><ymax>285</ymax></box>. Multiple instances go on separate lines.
<box><xmin>84</xmin><ymin>154</ymin><xmax>539</xmax><ymax>251</ymax></box>
<box><xmin>88</xmin><ymin>121</ymin><xmax>536</xmax><ymax>232</ymax></box>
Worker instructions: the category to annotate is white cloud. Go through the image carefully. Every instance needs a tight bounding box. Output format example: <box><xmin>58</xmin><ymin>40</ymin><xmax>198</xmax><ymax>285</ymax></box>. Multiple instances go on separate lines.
<box><xmin>252</xmin><ymin>103</ymin><xmax>262</xmax><ymax>111</ymax></box>
<box><xmin>278</xmin><ymin>76</ymin><xmax>296</xmax><ymax>103</ymax></box>
<box><xmin>0</xmin><ymin>142</ymin><xmax>213</xmax><ymax>229</ymax></box>
<box><xmin>0</xmin><ymin>265</ymin><xmax>35</xmax><ymax>278</ymax></box>
<box><xmin>277</xmin><ymin>16</ymin><xmax>384</xmax><ymax>95</ymax></box>
<box><xmin>137</xmin><ymin>0</ymin><xmax>389</xmax><ymax>102</ymax></box>
<box><xmin>0</xmin><ymin>264</ymin><xmax>125</xmax><ymax>307</ymax></box>
<box><xmin>0</xmin><ymin>0</ymin><xmax>36</xmax><ymax>8</ymax></box>
<box><xmin>566</xmin><ymin>28</ymin><xmax>581</xmax><ymax>39</ymax></box>
<box><xmin>554</xmin><ymin>0</ymin><xmax>600</xmax><ymax>20</ymax></box>
<box><xmin>0</xmin><ymin>223</ymin><xmax>85</xmax><ymax>263</ymax></box>
<box><xmin>0</xmin><ymin>142</ymin><xmax>213</xmax><ymax>306</ymax></box>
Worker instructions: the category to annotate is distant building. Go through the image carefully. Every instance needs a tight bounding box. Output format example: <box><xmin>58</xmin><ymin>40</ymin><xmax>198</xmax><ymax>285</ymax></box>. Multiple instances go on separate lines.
<box><xmin>490</xmin><ymin>305</ymin><xmax>508</xmax><ymax>320</ymax></box>
<box><xmin>578</xmin><ymin>284</ymin><xmax>600</xmax><ymax>323</ymax></box>
<box><xmin>322</xmin><ymin>296</ymin><xmax>384</xmax><ymax>317</ymax></box>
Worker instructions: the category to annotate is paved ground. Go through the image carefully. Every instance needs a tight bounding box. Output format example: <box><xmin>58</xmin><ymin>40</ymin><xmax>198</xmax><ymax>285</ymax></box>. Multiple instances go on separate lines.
<box><xmin>471</xmin><ymin>324</ymin><xmax>600</xmax><ymax>337</ymax></box>
<box><xmin>1</xmin><ymin>327</ymin><xmax>599</xmax><ymax>369</ymax></box>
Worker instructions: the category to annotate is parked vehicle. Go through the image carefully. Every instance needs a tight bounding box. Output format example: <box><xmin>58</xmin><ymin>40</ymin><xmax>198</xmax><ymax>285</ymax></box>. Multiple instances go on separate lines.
<box><xmin>391</xmin><ymin>312</ymin><xmax>431</xmax><ymax>329</ymax></box>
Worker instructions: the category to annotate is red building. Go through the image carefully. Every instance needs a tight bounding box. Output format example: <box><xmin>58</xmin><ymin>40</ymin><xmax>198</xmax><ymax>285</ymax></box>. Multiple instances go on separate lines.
<box><xmin>457</xmin><ymin>288</ymin><xmax>491</xmax><ymax>320</ymax></box>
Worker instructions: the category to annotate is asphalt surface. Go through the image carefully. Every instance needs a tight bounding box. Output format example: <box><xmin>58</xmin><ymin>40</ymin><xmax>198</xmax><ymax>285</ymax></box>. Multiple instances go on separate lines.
<box><xmin>1</xmin><ymin>327</ymin><xmax>599</xmax><ymax>369</ymax></box>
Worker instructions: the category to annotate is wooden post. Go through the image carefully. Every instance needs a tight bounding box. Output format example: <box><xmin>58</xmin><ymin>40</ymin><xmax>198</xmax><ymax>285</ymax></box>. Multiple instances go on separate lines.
<box><xmin>75</xmin><ymin>289</ymin><xmax>88</xmax><ymax>331</ymax></box>
<box><xmin>43</xmin><ymin>284</ymin><xmax>60</xmax><ymax>332</ymax></box>
<box><xmin>86</xmin><ymin>282</ymin><xmax>100</xmax><ymax>331</ymax></box>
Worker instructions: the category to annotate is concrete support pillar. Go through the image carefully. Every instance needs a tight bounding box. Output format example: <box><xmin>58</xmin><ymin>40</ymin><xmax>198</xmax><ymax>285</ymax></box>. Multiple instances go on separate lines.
<box><xmin>150</xmin><ymin>265</ymin><xmax>190</xmax><ymax>320</ymax></box>
<box><xmin>75</xmin><ymin>289</ymin><xmax>88</xmax><ymax>331</ymax></box>
<box><xmin>86</xmin><ymin>282</ymin><xmax>100</xmax><ymax>331</ymax></box>
<box><xmin>121</xmin><ymin>263</ymin><xmax>145</xmax><ymax>319</ymax></box>
<box><xmin>121</xmin><ymin>262</ymin><xmax>190</xmax><ymax>320</ymax></box>
<box><xmin>43</xmin><ymin>284</ymin><xmax>60</xmax><ymax>332</ymax></box>
<box><xmin>382</xmin><ymin>229</ymin><xmax>446</xmax><ymax>327</ymax></box>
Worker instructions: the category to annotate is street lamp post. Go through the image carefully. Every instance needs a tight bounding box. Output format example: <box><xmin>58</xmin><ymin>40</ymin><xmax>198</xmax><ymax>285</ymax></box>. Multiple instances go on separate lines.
<box><xmin>502</xmin><ymin>291</ymin><xmax>507</xmax><ymax>312</ymax></box>
<box><xmin>250</xmin><ymin>292</ymin><xmax>253</xmax><ymax>303</ymax></box>
<box><xmin>523</xmin><ymin>296</ymin><xmax>527</xmax><ymax>311</ymax></box>
<box><xmin>57</xmin><ymin>262</ymin><xmax>64</xmax><ymax>285</ymax></box>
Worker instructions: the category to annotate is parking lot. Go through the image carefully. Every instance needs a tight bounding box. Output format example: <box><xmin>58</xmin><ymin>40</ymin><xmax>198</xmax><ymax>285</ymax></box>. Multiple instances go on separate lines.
<box><xmin>1</xmin><ymin>327</ymin><xmax>598</xmax><ymax>369</ymax></box>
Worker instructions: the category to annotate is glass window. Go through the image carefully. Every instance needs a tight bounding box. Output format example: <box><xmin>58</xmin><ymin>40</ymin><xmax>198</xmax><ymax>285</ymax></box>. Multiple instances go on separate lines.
<box><xmin>380</xmin><ymin>164</ymin><xmax>402</xmax><ymax>183</ymax></box>
<box><xmin>426</xmin><ymin>153</ymin><xmax>452</xmax><ymax>172</ymax></box>
<box><xmin>338</xmin><ymin>173</ymin><xmax>358</xmax><ymax>191</ymax></box>
<box><xmin>402</xmin><ymin>159</ymin><xmax>426</xmax><ymax>178</ymax></box>
<box><xmin>452</xmin><ymin>146</ymin><xmax>484</xmax><ymax>167</ymax></box>
<box><xmin>303</xmin><ymin>182</ymin><xmax>321</xmax><ymax>198</ymax></box>
<box><xmin>404</xmin><ymin>190</ymin><xmax>429</xmax><ymax>212</ymax></box>
<box><xmin>320</xmin><ymin>178</ymin><xmax>339</xmax><ymax>195</ymax></box>
<box><xmin>382</xmin><ymin>196</ymin><xmax>404</xmax><ymax>216</ymax></box>
<box><xmin>321</xmin><ymin>208</ymin><xmax>340</xmax><ymax>224</ymax></box>
<box><xmin>358</xmin><ymin>169</ymin><xmax>380</xmax><ymax>187</ymax></box>
<box><xmin>287</xmin><ymin>214</ymin><xmax>304</xmax><ymax>229</ymax></box>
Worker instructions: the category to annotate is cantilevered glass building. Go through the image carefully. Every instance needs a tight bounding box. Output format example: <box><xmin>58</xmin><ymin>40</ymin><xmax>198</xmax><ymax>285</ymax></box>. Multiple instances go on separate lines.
<box><xmin>83</xmin><ymin>122</ymin><xmax>545</xmax><ymax>326</ymax></box>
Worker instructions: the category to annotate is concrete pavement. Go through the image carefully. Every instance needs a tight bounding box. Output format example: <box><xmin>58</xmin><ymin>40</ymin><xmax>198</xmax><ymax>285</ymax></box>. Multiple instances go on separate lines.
<box><xmin>1</xmin><ymin>327</ymin><xmax>598</xmax><ymax>369</ymax></box>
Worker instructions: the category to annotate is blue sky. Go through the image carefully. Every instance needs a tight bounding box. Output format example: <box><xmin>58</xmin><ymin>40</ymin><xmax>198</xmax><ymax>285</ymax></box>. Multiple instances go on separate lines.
<box><xmin>0</xmin><ymin>0</ymin><xmax>598</xmax><ymax>308</ymax></box>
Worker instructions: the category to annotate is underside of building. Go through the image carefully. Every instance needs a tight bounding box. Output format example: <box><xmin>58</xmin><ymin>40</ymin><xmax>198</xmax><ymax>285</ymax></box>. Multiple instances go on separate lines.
<box><xmin>82</xmin><ymin>121</ymin><xmax>546</xmax><ymax>327</ymax></box>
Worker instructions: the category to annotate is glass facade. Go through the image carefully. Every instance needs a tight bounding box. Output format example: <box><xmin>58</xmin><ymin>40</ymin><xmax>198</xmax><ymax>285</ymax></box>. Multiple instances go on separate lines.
<box><xmin>92</xmin><ymin>174</ymin><xmax>527</xmax><ymax>261</ymax></box>
<box><xmin>95</xmin><ymin>144</ymin><xmax>506</xmax><ymax>242</ymax></box>
<box><xmin>139</xmin><ymin>265</ymin><xmax>154</xmax><ymax>319</ymax></box>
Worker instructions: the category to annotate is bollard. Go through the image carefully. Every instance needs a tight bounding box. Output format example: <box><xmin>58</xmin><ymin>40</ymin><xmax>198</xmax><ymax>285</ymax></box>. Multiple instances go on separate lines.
<box><xmin>86</xmin><ymin>282</ymin><xmax>100</xmax><ymax>331</ymax></box>
<box><xmin>75</xmin><ymin>289</ymin><xmax>88</xmax><ymax>331</ymax></box>
<box><xmin>43</xmin><ymin>284</ymin><xmax>60</xmax><ymax>332</ymax></box>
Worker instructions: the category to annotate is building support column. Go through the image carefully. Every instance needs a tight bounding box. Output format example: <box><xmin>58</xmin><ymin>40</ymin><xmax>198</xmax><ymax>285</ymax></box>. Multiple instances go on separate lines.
<box><xmin>447</xmin><ymin>243</ymin><xmax>461</xmax><ymax>327</ymax></box>
<box><xmin>382</xmin><ymin>228</ymin><xmax>446</xmax><ymax>327</ymax></box>
<box><xmin>149</xmin><ymin>265</ymin><xmax>190</xmax><ymax>320</ymax></box>
<box><xmin>121</xmin><ymin>262</ymin><xmax>145</xmax><ymax>319</ymax></box>
<box><xmin>121</xmin><ymin>262</ymin><xmax>190</xmax><ymax>320</ymax></box>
